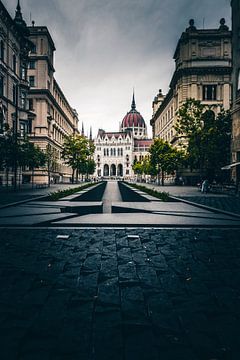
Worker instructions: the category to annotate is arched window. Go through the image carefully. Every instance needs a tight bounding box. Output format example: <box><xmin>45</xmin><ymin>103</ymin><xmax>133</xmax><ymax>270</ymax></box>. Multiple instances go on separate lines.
<box><xmin>114</xmin><ymin>148</ymin><xmax>116</xmax><ymax>156</ymax></box>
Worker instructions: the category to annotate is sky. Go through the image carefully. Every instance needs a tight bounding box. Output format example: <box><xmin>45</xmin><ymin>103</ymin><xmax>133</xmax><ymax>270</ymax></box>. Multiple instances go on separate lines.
<box><xmin>4</xmin><ymin>0</ymin><xmax>231</xmax><ymax>137</ymax></box>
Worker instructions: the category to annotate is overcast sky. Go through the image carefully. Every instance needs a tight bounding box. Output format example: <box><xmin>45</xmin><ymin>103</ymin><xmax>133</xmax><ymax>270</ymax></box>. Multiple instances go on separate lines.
<box><xmin>4</xmin><ymin>0</ymin><xmax>231</xmax><ymax>137</ymax></box>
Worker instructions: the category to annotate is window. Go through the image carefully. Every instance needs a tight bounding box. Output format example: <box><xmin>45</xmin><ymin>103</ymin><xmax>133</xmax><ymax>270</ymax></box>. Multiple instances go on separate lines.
<box><xmin>29</xmin><ymin>98</ymin><xmax>34</xmax><ymax>111</ymax></box>
<box><xmin>0</xmin><ymin>41</ymin><xmax>4</xmax><ymax>61</ymax></box>
<box><xmin>12</xmin><ymin>54</ymin><xmax>16</xmax><ymax>73</ymax></box>
<box><xmin>0</xmin><ymin>75</ymin><xmax>4</xmax><ymax>96</ymax></box>
<box><xmin>20</xmin><ymin>91</ymin><xmax>27</xmax><ymax>109</ymax></box>
<box><xmin>29</xmin><ymin>60</ymin><xmax>36</xmax><ymax>69</ymax></box>
<box><xmin>21</xmin><ymin>66</ymin><xmax>27</xmax><ymax>80</ymax></box>
<box><xmin>20</xmin><ymin>121</ymin><xmax>28</xmax><ymax>137</ymax></box>
<box><xmin>13</xmin><ymin>84</ymin><xmax>17</xmax><ymax>104</ymax></box>
<box><xmin>203</xmin><ymin>85</ymin><xmax>217</xmax><ymax>100</ymax></box>
<box><xmin>29</xmin><ymin>76</ymin><xmax>35</xmax><ymax>87</ymax></box>
<box><xmin>31</xmin><ymin>43</ymin><xmax>37</xmax><ymax>53</ymax></box>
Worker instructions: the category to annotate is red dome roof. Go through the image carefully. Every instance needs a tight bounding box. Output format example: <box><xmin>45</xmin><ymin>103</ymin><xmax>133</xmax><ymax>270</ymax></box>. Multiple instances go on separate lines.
<box><xmin>122</xmin><ymin>111</ymin><xmax>146</xmax><ymax>128</ymax></box>
<box><xmin>121</xmin><ymin>93</ymin><xmax>146</xmax><ymax>129</ymax></box>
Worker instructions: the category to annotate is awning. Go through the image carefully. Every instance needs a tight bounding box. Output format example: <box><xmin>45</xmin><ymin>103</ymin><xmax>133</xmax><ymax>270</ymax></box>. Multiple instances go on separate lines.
<box><xmin>221</xmin><ymin>162</ymin><xmax>240</xmax><ymax>170</ymax></box>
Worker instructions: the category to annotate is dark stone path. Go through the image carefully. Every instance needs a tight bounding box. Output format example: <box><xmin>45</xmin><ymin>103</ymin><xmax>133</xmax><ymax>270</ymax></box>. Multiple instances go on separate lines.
<box><xmin>1</xmin><ymin>227</ymin><xmax>240</xmax><ymax>359</ymax></box>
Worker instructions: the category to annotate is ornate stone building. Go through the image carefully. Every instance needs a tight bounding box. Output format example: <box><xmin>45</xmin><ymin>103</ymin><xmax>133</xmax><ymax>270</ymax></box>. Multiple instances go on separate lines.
<box><xmin>94</xmin><ymin>94</ymin><xmax>152</xmax><ymax>179</ymax></box>
<box><xmin>0</xmin><ymin>1</ymin><xmax>79</xmax><ymax>186</ymax></box>
<box><xmin>151</xmin><ymin>19</ymin><xmax>232</xmax><ymax>146</ymax></box>
<box><xmin>231</xmin><ymin>0</ymin><xmax>240</xmax><ymax>183</ymax></box>
<box><xmin>0</xmin><ymin>0</ymin><xmax>33</xmax><ymax>185</ymax></box>
<box><xmin>25</xmin><ymin>24</ymin><xmax>79</xmax><ymax>184</ymax></box>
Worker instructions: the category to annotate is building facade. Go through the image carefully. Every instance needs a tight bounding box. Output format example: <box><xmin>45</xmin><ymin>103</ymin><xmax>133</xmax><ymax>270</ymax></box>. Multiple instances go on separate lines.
<box><xmin>94</xmin><ymin>95</ymin><xmax>152</xmax><ymax>179</ymax></box>
<box><xmin>25</xmin><ymin>24</ymin><xmax>79</xmax><ymax>184</ymax></box>
<box><xmin>0</xmin><ymin>0</ymin><xmax>33</xmax><ymax>185</ymax></box>
<box><xmin>0</xmin><ymin>1</ymin><xmax>79</xmax><ymax>186</ymax></box>
<box><xmin>231</xmin><ymin>0</ymin><xmax>240</xmax><ymax>183</ymax></box>
<box><xmin>151</xmin><ymin>19</ymin><xmax>232</xmax><ymax>146</ymax></box>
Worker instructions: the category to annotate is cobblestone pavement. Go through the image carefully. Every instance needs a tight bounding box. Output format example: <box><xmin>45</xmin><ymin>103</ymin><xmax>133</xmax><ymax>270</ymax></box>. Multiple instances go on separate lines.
<box><xmin>1</xmin><ymin>227</ymin><xmax>240</xmax><ymax>360</ymax></box>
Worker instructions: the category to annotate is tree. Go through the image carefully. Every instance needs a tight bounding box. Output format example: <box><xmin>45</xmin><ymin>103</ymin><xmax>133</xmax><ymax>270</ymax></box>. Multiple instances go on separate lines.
<box><xmin>0</xmin><ymin>128</ymin><xmax>47</xmax><ymax>187</ymax></box>
<box><xmin>149</xmin><ymin>138</ymin><xmax>184</xmax><ymax>185</ymax></box>
<box><xmin>175</xmin><ymin>98</ymin><xmax>231</xmax><ymax>181</ymax></box>
<box><xmin>62</xmin><ymin>135</ymin><xmax>95</xmax><ymax>183</ymax></box>
<box><xmin>45</xmin><ymin>144</ymin><xmax>58</xmax><ymax>186</ymax></box>
<box><xmin>21</xmin><ymin>142</ymin><xmax>46</xmax><ymax>187</ymax></box>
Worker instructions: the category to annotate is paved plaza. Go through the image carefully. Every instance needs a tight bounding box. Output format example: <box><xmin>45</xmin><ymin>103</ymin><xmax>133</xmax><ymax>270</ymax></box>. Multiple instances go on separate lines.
<box><xmin>1</xmin><ymin>227</ymin><xmax>240</xmax><ymax>360</ymax></box>
<box><xmin>1</xmin><ymin>181</ymin><xmax>240</xmax><ymax>359</ymax></box>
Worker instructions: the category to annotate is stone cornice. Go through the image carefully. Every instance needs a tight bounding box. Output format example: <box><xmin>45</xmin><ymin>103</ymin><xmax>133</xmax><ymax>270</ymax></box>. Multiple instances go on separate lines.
<box><xmin>170</xmin><ymin>66</ymin><xmax>232</xmax><ymax>89</ymax></box>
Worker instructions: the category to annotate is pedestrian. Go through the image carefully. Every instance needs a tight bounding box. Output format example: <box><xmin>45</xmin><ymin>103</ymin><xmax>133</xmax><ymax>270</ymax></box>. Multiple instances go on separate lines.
<box><xmin>201</xmin><ymin>179</ymin><xmax>209</xmax><ymax>194</ymax></box>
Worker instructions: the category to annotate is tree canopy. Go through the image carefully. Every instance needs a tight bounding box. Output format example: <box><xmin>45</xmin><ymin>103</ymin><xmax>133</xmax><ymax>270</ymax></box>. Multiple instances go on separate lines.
<box><xmin>62</xmin><ymin>134</ymin><xmax>95</xmax><ymax>182</ymax></box>
<box><xmin>149</xmin><ymin>138</ymin><xmax>184</xmax><ymax>185</ymax></box>
<box><xmin>175</xmin><ymin>98</ymin><xmax>231</xmax><ymax>181</ymax></box>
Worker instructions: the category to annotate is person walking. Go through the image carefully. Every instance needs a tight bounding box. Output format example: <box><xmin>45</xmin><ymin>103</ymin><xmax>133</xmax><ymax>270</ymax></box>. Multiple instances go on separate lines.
<box><xmin>201</xmin><ymin>179</ymin><xmax>209</xmax><ymax>194</ymax></box>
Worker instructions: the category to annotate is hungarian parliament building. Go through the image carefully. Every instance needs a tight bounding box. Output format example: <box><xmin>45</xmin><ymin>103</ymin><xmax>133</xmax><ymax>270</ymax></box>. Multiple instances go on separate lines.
<box><xmin>94</xmin><ymin>94</ymin><xmax>152</xmax><ymax>179</ymax></box>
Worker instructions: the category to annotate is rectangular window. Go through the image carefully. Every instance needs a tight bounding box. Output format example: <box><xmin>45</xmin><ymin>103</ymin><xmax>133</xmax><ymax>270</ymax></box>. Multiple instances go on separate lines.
<box><xmin>203</xmin><ymin>85</ymin><xmax>217</xmax><ymax>100</ymax></box>
<box><xmin>12</xmin><ymin>54</ymin><xmax>16</xmax><ymax>73</ymax></box>
<box><xmin>29</xmin><ymin>60</ymin><xmax>36</xmax><ymax>69</ymax></box>
<box><xmin>0</xmin><ymin>41</ymin><xmax>4</xmax><ymax>61</ymax></box>
<box><xmin>0</xmin><ymin>75</ymin><xmax>4</xmax><ymax>96</ymax></box>
<box><xmin>29</xmin><ymin>98</ymin><xmax>34</xmax><ymax>111</ymax></box>
<box><xmin>20</xmin><ymin>121</ymin><xmax>28</xmax><ymax>137</ymax></box>
<box><xmin>13</xmin><ymin>84</ymin><xmax>17</xmax><ymax>104</ymax></box>
<box><xmin>21</xmin><ymin>66</ymin><xmax>27</xmax><ymax>80</ymax></box>
<box><xmin>31</xmin><ymin>43</ymin><xmax>37</xmax><ymax>54</ymax></box>
<box><xmin>29</xmin><ymin>76</ymin><xmax>35</xmax><ymax>87</ymax></box>
<box><xmin>20</xmin><ymin>91</ymin><xmax>27</xmax><ymax>109</ymax></box>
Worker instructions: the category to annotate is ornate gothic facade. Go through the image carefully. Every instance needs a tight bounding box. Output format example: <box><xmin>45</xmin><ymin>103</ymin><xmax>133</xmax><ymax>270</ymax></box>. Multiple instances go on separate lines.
<box><xmin>94</xmin><ymin>94</ymin><xmax>152</xmax><ymax>179</ymax></box>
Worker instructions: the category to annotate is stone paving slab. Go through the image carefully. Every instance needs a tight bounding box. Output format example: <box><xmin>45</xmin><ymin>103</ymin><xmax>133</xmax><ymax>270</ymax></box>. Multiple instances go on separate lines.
<box><xmin>112</xmin><ymin>201</ymin><xmax>213</xmax><ymax>214</ymax></box>
<box><xmin>0</xmin><ymin>205</ymin><xmax>62</xmax><ymax>217</ymax></box>
<box><xmin>0</xmin><ymin>228</ymin><xmax>240</xmax><ymax>360</ymax></box>
<box><xmin>0</xmin><ymin>212</ymin><xmax>77</xmax><ymax>226</ymax></box>
<box><xmin>53</xmin><ymin>212</ymin><xmax>240</xmax><ymax>227</ymax></box>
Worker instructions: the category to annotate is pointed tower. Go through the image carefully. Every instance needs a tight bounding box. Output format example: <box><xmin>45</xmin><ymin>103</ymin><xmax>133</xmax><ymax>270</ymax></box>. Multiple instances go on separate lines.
<box><xmin>81</xmin><ymin>122</ymin><xmax>85</xmax><ymax>136</ymax></box>
<box><xmin>14</xmin><ymin>0</ymin><xmax>27</xmax><ymax>29</ymax></box>
<box><xmin>131</xmin><ymin>90</ymin><xmax>136</xmax><ymax>111</ymax></box>
<box><xmin>120</xmin><ymin>91</ymin><xmax>147</xmax><ymax>139</ymax></box>
<box><xmin>89</xmin><ymin>126</ymin><xmax>93</xmax><ymax>141</ymax></box>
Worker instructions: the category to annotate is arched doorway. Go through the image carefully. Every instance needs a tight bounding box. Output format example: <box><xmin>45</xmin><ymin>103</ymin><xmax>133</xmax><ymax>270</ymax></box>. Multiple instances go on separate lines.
<box><xmin>117</xmin><ymin>164</ymin><xmax>123</xmax><ymax>176</ymax></box>
<box><xmin>110</xmin><ymin>164</ymin><xmax>116</xmax><ymax>176</ymax></box>
<box><xmin>103</xmin><ymin>164</ymin><xmax>109</xmax><ymax>177</ymax></box>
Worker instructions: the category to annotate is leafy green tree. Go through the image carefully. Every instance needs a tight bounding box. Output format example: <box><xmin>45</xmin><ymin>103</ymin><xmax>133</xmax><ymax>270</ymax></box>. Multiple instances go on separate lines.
<box><xmin>175</xmin><ymin>98</ymin><xmax>231</xmax><ymax>181</ymax></box>
<box><xmin>149</xmin><ymin>138</ymin><xmax>184</xmax><ymax>185</ymax></box>
<box><xmin>45</xmin><ymin>144</ymin><xmax>58</xmax><ymax>186</ymax></box>
<box><xmin>21</xmin><ymin>142</ymin><xmax>46</xmax><ymax>187</ymax></box>
<box><xmin>62</xmin><ymin>135</ymin><xmax>95</xmax><ymax>183</ymax></box>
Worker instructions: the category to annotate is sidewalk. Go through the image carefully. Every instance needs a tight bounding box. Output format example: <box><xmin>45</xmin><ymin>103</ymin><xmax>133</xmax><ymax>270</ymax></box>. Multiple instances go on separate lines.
<box><xmin>135</xmin><ymin>183</ymin><xmax>240</xmax><ymax>215</ymax></box>
<box><xmin>0</xmin><ymin>183</ymin><xmax>84</xmax><ymax>207</ymax></box>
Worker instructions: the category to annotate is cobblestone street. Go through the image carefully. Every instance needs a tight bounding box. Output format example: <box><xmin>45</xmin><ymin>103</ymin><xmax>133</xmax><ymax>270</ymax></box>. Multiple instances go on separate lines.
<box><xmin>1</xmin><ymin>227</ymin><xmax>240</xmax><ymax>360</ymax></box>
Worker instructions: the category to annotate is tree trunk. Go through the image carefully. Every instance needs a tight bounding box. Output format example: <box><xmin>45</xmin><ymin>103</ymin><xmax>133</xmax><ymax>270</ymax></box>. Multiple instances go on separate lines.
<box><xmin>32</xmin><ymin>168</ymin><xmax>34</xmax><ymax>189</ymax></box>
<box><xmin>71</xmin><ymin>168</ymin><xmax>75</xmax><ymax>184</ymax></box>
<box><xmin>161</xmin><ymin>170</ymin><xmax>164</xmax><ymax>186</ymax></box>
